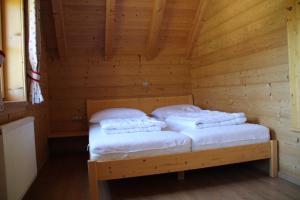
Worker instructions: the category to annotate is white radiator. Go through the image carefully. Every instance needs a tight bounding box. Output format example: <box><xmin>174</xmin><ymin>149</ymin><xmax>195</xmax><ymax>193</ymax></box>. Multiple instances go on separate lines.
<box><xmin>0</xmin><ymin>117</ymin><xmax>37</xmax><ymax>200</ymax></box>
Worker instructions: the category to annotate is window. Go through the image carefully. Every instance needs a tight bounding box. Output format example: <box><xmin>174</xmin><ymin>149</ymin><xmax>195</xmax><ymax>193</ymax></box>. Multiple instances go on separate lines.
<box><xmin>0</xmin><ymin>0</ymin><xmax>27</xmax><ymax>102</ymax></box>
<box><xmin>287</xmin><ymin>0</ymin><xmax>300</xmax><ymax>132</ymax></box>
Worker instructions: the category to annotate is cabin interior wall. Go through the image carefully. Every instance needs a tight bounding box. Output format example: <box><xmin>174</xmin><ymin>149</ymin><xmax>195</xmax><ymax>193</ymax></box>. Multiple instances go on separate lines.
<box><xmin>40</xmin><ymin>0</ymin><xmax>300</xmax><ymax>184</ymax></box>
<box><xmin>41</xmin><ymin>0</ymin><xmax>194</xmax><ymax>136</ymax></box>
<box><xmin>190</xmin><ymin>0</ymin><xmax>300</xmax><ymax>183</ymax></box>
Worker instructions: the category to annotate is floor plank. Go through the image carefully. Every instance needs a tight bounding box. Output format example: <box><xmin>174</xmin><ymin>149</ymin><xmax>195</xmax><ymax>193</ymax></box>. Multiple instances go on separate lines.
<box><xmin>24</xmin><ymin>154</ymin><xmax>300</xmax><ymax>200</ymax></box>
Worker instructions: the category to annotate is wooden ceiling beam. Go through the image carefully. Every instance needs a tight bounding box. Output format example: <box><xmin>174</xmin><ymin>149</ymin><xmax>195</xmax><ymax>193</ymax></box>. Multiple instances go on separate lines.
<box><xmin>186</xmin><ymin>0</ymin><xmax>209</xmax><ymax>58</ymax></box>
<box><xmin>105</xmin><ymin>0</ymin><xmax>116</xmax><ymax>60</ymax></box>
<box><xmin>146</xmin><ymin>0</ymin><xmax>167</xmax><ymax>60</ymax></box>
<box><xmin>51</xmin><ymin>0</ymin><xmax>66</xmax><ymax>58</ymax></box>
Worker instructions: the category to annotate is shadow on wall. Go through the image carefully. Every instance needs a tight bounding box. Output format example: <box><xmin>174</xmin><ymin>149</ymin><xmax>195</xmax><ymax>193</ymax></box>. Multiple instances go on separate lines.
<box><xmin>48</xmin><ymin>136</ymin><xmax>89</xmax><ymax>155</ymax></box>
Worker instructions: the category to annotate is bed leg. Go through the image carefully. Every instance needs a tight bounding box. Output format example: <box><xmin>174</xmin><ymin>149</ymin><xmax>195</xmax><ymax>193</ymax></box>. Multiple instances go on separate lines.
<box><xmin>177</xmin><ymin>171</ymin><xmax>185</xmax><ymax>181</ymax></box>
<box><xmin>100</xmin><ymin>181</ymin><xmax>111</xmax><ymax>200</ymax></box>
<box><xmin>88</xmin><ymin>161</ymin><xmax>100</xmax><ymax>200</ymax></box>
<box><xmin>269</xmin><ymin>140</ymin><xmax>278</xmax><ymax>177</ymax></box>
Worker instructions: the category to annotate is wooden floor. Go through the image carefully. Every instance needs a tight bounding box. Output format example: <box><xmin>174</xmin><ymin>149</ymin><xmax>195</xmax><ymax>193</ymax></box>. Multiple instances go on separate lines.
<box><xmin>24</xmin><ymin>154</ymin><xmax>300</xmax><ymax>200</ymax></box>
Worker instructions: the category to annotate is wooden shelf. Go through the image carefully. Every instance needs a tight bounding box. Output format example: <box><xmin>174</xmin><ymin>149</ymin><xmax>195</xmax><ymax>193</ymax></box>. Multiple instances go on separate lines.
<box><xmin>48</xmin><ymin>131</ymin><xmax>88</xmax><ymax>139</ymax></box>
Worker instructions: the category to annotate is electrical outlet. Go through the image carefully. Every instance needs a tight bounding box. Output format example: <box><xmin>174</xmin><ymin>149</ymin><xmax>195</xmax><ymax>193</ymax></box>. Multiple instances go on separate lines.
<box><xmin>72</xmin><ymin>115</ymin><xmax>84</xmax><ymax>121</ymax></box>
<box><xmin>142</xmin><ymin>80</ymin><xmax>149</xmax><ymax>88</ymax></box>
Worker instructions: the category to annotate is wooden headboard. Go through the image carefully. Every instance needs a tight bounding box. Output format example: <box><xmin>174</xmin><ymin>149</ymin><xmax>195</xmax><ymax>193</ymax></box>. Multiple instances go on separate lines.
<box><xmin>86</xmin><ymin>95</ymin><xmax>193</xmax><ymax>120</ymax></box>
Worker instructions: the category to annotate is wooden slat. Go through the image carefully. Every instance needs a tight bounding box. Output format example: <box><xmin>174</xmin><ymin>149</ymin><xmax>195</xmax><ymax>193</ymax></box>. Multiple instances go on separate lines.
<box><xmin>51</xmin><ymin>0</ymin><xmax>66</xmax><ymax>57</ymax></box>
<box><xmin>146</xmin><ymin>0</ymin><xmax>167</xmax><ymax>59</ymax></box>
<box><xmin>193</xmin><ymin>28</ymin><xmax>287</xmax><ymax>67</ymax></box>
<box><xmin>189</xmin><ymin>0</ymin><xmax>299</xmax><ymax>184</ymax></box>
<box><xmin>93</xmin><ymin>142</ymin><xmax>272</xmax><ymax>181</ymax></box>
<box><xmin>186</xmin><ymin>0</ymin><xmax>209</xmax><ymax>58</ymax></box>
<box><xmin>287</xmin><ymin>0</ymin><xmax>300</xmax><ymax>132</ymax></box>
<box><xmin>192</xmin><ymin>64</ymin><xmax>289</xmax><ymax>89</ymax></box>
<box><xmin>43</xmin><ymin>0</ymin><xmax>200</xmax><ymax>56</ymax></box>
<box><xmin>197</xmin><ymin>0</ymin><xmax>286</xmax><ymax>47</ymax></box>
<box><xmin>199</xmin><ymin>0</ymin><xmax>262</xmax><ymax>36</ymax></box>
<box><xmin>105</xmin><ymin>0</ymin><xmax>116</xmax><ymax>60</ymax></box>
<box><xmin>195</xmin><ymin>10</ymin><xmax>286</xmax><ymax>57</ymax></box>
<box><xmin>50</xmin><ymin>84</ymin><xmax>191</xmax><ymax>100</ymax></box>
<box><xmin>191</xmin><ymin>46</ymin><xmax>288</xmax><ymax>77</ymax></box>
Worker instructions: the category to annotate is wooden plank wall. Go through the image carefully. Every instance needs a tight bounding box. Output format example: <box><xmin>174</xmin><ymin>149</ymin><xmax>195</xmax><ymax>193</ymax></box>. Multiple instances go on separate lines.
<box><xmin>42</xmin><ymin>0</ymin><xmax>196</xmax><ymax>136</ymax></box>
<box><xmin>42</xmin><ymin>0</ymin><xmax>198</xmax><ymax>56</ymax></box>
<box><xmin>287</xmin><ymin>0</ymin><xmax>300</xmax><ymax>132</ymax></box>
<box><xmin>190</xmin><ymin>0</ymin><xmax>300</xmax><ymax>183</ymax></box>
<box><xmin>48</xmin><ymin>55</ymin><xmax>191</xmax><ymax>135</ymax></box>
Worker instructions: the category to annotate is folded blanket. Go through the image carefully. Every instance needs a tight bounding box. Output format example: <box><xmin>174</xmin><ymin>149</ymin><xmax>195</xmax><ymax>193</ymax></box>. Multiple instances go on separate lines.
<box><xmin>165</xmin><ymin>110</ymin><xmax>247</xmax><ymax>128</ymax></box>
<box><xmin>102</xmin><ymin>126</ymin><xmax>162</xmax><ymax>135</ymax></box>
<box><xmin>100</xmin><ymin>117</ymin><xmax>167</xmax><ymax>130</ymax></box>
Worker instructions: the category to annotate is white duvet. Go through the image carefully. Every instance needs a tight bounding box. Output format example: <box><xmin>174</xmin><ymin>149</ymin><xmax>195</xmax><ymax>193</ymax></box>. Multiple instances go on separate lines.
<box><xmin>165</xmin><ymin>123</ymin><xmax>270</xmax><ymax>151</ymax></box>
<box><xmin>165</xmin><ymin>110</ymin><xmax>247</xmax><ymax>128</ymax></box>
<box><xmin>100</xmin><ymin>117</ymin><xmax>166</xmax><ymax>134</ymax></box>
<box><xmin>89</xmin><ymin>125</ymin><xmax>191</xmax><ymax>160</ymax></box>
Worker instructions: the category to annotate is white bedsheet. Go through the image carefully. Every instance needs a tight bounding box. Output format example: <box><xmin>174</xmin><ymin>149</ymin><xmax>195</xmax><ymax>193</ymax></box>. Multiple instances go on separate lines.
<box><xmin>89</xmin><ymin>125</ymin><xmax>191</xmax><ymax>161</ymax></box>
<box><xmin>165</xmin><ymin>123</ymin><xmax>270</xmax><ymax>151</ymax></box>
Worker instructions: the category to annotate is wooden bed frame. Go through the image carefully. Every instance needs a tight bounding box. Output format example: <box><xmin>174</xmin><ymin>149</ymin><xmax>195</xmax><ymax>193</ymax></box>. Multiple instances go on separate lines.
<box><xmin>86</xmin><ymin>95</ymin><xmax>278</xmax><ymax>200</ymax></box>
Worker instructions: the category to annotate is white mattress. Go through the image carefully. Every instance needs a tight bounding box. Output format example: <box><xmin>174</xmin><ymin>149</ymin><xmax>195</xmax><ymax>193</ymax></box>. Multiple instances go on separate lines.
<box><xmin>165</xmin><ymin>123</ymin><xmax>270</xmax><ymax>151</ymax></box>
<box><xmin>89</xmin><ymin>125</ymin><xmax>192</xmax><ymax>161</ymax></box>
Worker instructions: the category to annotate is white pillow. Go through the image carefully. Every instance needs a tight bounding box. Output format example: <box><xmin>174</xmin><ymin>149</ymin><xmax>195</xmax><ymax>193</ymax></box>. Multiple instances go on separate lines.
<box><xmin>100</xmin><ymin>117</ymin><xmax>167</xmax><ymax>130</ymax></box>
<box><xmin>151</xmin><ymin>104</ymin><xmax>201</xmax><ymax>120</ymax></box>
<box><xmin>89</xmin><ymin>108</ymin><xmax>147</xmax><ymax>123</ymax></box>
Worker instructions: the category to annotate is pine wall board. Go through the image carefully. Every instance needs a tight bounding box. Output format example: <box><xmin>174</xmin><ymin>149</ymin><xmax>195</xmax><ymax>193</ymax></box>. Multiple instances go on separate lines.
<box><xmin>43</xmin><ymin>0</ymin><xmax>198</xmax><ymax>57</ymax></box>
<box><xmin>191</xmin><ymin>0</ymin><xmax>300</xmax><ymax>183</ymax></box>
<box><xmin>47</xmin><ymin>55</ymin><xmax>191</xmax><ymax>135</ymax></box>
<box><xmin>41</xmin><ymin>0</ymin><xmax>196</xmax><ymax>136</ymax></box>
<box><xmin>41</xmin><ymin>0</ymin><xmax>300</xmax><ymax>184</ymax></box>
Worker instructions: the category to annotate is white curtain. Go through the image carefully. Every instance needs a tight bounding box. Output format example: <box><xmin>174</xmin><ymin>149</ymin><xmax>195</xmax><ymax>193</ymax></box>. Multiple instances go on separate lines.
<box><xmin>28</xmin><ymin>0</ymin><xmax>44</xmax><ymax>104</ymax></box>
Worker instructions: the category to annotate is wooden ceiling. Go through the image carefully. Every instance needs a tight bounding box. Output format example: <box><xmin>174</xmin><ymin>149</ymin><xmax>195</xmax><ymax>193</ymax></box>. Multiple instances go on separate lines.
<box><xmin>42</xmin><ymin>0</ymin><xmax>208</xmax><ymax>59</ymax></box>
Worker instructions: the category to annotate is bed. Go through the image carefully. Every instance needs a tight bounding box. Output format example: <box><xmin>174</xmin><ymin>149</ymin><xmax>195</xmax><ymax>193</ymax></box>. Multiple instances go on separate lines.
<box><xmin>89</xmin><ymin>125</ymin><xmax>191</xmax><ymax>161</ymax></box>
<box><xmin>165</xmin><ymin>123</ymin><xmax>270</xmax><ymax>151</ymax></box>
<box><xmin>87</xmin><ymin>95</ymin><xmax>278</xmax><ymax>200</ymax></box>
